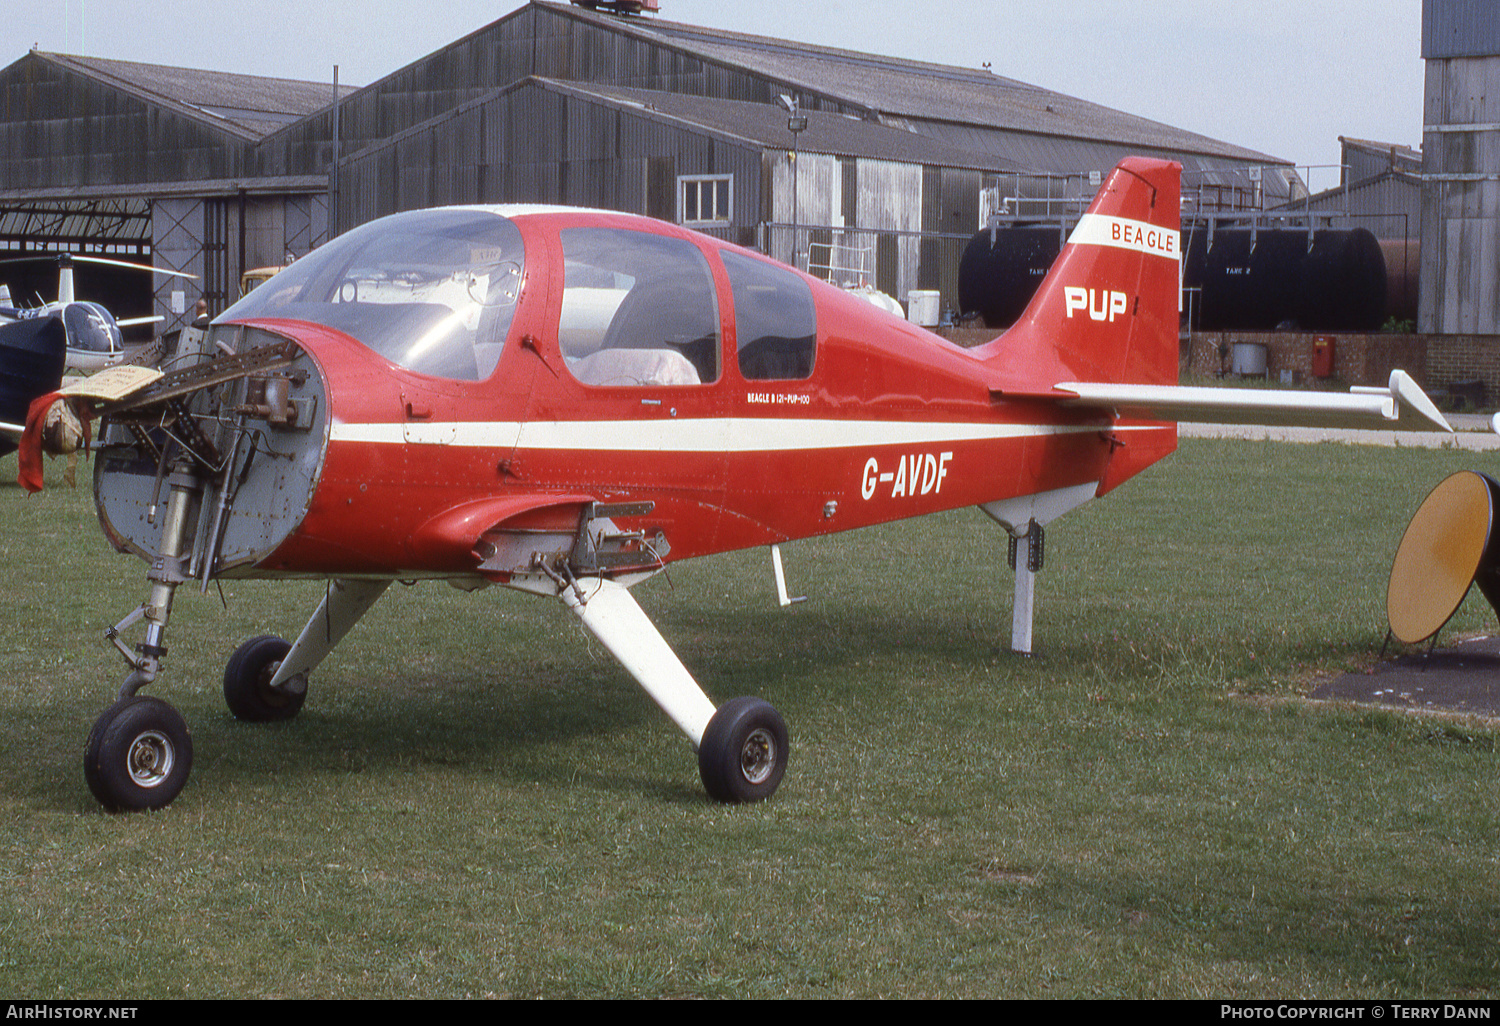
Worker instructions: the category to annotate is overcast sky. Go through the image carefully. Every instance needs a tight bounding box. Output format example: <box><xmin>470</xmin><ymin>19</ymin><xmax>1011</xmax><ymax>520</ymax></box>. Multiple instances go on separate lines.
<box><xmin>13</xmin><ymin>0</ymin><xmax>1424</xmax><ymax>195</ymax></box>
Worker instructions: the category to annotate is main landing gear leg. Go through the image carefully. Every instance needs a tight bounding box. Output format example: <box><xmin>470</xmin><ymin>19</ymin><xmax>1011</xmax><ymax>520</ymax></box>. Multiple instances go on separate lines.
<box><xmin>220</xmin><ymin>578</ymin><xmax>392</xmax><ymax>722</ymax></box>
<box><xmin>274</xmin><ymin>580</ymin><xmax>392</xmax><ymax>697</ymax></box>
<box><xmin>558</xmin><ymin>577</ymin><xmax>789</xmax><ymax>802</ymax></box>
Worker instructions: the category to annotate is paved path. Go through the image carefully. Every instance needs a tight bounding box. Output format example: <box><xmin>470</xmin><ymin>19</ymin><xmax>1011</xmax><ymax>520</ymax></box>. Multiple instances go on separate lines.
<box><xmin>1181</xmin><ymin>413</ymin><xmax>1500</xmax><ymax>450</ymax></box>
<box><xmin>1312</xmin><ymin>634</ymin><xmax>1500</xmax><ymax>720</ymax></box>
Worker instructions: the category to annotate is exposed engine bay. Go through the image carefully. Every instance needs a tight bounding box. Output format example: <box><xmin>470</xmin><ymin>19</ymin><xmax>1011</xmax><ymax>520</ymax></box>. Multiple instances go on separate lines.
<box><xmin>92</xmin><ymin>324</ymin><xmax>328</xmax><ymax>581</ymax></box>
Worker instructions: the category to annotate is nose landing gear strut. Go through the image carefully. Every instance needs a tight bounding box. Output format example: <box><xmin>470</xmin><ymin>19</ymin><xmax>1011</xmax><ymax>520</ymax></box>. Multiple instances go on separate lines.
<box><xmin>88</xmin><ymin>460</ymin><xmax>202</xmax><ymax>811</ymax></box>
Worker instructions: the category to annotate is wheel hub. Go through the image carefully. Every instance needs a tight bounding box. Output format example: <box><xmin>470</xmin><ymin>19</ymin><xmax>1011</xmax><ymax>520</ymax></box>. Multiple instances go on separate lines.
<box><xmin>256</xmin><ymin>659</ymin><xmax>293</xmax><ymax>707</ymax></box>
<box><xmin>127</xmin><ymin>730</ymin><xmax>174</xmax><ymax>788</ymax></box>
<box><xmin>739</xmin><ymin>727</ymin><xmax>776</xmax><ymax>784</ymax></box>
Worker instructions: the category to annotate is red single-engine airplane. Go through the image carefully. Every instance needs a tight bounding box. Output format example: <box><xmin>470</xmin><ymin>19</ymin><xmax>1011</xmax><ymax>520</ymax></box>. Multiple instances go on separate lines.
<box><xmin>43</xmin><ymin>157</ymin><xmax>1449</xmax><ymax>811</ymax></box>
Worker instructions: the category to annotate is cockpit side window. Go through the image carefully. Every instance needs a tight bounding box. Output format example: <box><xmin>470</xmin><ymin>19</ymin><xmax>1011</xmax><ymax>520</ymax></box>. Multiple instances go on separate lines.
<box><xmin>720</xmin><ymin>250</ymin><xmax>816</xmax><ymax>380</ymax></box>
<box><xmin>557</xmin><ymin>227</ymin><xmax>720</xmax><ymax>387</ymax></box>
<box><xmin>219</xmin><ymin>209</ymin><xmax>524</xmax><ymax>382</ymax></box>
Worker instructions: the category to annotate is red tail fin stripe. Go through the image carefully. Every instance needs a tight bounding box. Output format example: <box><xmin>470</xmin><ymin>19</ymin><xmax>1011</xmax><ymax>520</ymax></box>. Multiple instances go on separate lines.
<box><xmin>1065</xmin><ymin>213</ymin><xmax>1180</xmax><ymax>262</ymax></box>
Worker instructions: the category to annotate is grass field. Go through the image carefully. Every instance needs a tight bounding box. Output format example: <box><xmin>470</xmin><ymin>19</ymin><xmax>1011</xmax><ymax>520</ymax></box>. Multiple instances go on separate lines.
<box><xmin>0</xmin><ymin>438</ymin><xmax>1496</xmax><ymax>999</ymax></box>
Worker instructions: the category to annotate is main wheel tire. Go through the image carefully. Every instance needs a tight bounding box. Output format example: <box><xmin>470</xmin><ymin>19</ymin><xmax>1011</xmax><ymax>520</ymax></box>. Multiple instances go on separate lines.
<box><xmin>84</xmin><ymin>696</ymin><xmax>193</xmax><ymax>812</ymax></box>
<box><xmin>697</xmin><ymin>697</ymin><xmax>789</xmax><ymax>803</ymax></box>
<box><xmin>223</xmin><ymin>635</ymin><xmax>302</xmax><ymax>722</ymax></box>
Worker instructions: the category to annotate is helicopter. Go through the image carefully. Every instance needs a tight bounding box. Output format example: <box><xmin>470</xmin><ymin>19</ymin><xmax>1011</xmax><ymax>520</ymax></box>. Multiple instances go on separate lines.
<box><xmin>0</xmin><ymin>253</ymin><xmax>197</xmax><ymax>453</ymax></box>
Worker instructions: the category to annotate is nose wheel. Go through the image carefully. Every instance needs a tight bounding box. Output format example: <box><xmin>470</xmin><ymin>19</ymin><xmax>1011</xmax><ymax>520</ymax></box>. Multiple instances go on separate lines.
<box><xmin>83</xmin><ymin>696</ymin><xmax>194</xmax><ymax>812</ymax></box>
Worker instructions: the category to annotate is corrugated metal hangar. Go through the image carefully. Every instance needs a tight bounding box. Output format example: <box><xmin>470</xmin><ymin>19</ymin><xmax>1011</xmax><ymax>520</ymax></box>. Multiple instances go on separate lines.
<box><xmin>9</xmin><ymin>0</ymin><xmax>1497</xmax><ymax>360</ymax></box>
<box><xmin>0</xmin><ymin>51</ymin><xmax>345</xmax><ymax>330</ymax></box>
<box><xmin>0</xmin><ymin>0</ymin><xmax>1292</xmax><ymax>336</ymax></box>
<box><xmin>1422</xmin><ymin>0</ymin><xmax>1500</xmax><ymax>335</ymax></box>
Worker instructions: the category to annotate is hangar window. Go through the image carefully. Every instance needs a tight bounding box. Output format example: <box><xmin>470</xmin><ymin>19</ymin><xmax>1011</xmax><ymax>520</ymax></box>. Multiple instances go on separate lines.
<box><xmin>721</xmin><ymin>249</ymin><xmax>816</xmax><ymax>380</ymax></box>
<box><xmin>679</xmin><ymin>175</ymin><xmax>733</xmax><ymax>227</ymax></box>
<box><xmin>557</xmin><ymin>227</ymin><xmax>720</xmax><ymax>387</ymax></box>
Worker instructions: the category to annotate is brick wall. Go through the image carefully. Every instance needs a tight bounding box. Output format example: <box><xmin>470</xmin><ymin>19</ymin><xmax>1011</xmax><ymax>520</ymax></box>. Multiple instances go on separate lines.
<box><xmin>1425</xmin><ymin>336</ymin><xmax>1500</xmax><ymax>409</ymax></box>
<box><xmin>1186</xmin><ymin>331</ymin><xmax>1430</xmax><ymax>389</ymax></box>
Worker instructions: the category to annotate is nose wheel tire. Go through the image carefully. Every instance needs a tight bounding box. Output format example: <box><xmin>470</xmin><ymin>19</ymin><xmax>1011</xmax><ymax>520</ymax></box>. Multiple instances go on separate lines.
<box><xmin>697</xmin><ymin>696</ymin><xmax>789</xmax><ymax>803</ymax></box>
<box><xmin>223</xmin><ymin>635</ymin><xmax>302</xmax><ymax>722</ymax></box>
<box><xmin>84</xmin><ymin>696</ymin><xmax>193</xmax><ymax>812</ymax></box>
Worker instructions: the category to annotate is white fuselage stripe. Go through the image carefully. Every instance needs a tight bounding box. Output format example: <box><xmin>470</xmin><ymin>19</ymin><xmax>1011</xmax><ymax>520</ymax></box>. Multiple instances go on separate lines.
<box><xmin>329</xmin><ymin>418</ymin><xmax>1169</xmax><ymax>452</ymax></box>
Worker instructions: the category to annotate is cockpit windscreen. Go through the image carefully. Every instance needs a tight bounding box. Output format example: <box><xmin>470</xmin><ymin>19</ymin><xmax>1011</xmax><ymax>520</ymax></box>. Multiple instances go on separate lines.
<box><xmin>220</xmin><ymin>209</ymin><xmax>524</xmax><ymax>381</ymax></box>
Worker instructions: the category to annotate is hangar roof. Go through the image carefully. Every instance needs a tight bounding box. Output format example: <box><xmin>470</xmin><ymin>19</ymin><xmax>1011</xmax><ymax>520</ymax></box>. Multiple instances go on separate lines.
<box><xmin>34</xmin><ymin>52</ymin><xmax>353</xmax><ymax>139</ymax></box>
<box><xmin>549</xmin><ymin>2</ymin><xmax>1283</xmax><ymax>164</ymax></box>
<box><xmin>539</xmin><ymin>78</ymin><xmax>1028</xmax><ymax>171</ymax></box>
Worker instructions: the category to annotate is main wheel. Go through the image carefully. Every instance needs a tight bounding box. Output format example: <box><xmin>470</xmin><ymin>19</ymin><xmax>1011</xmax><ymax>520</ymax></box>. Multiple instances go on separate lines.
<box><xmin>84</xmin><ymin>696</ymin><xmax>193</xmax><ymax>812</ymax></box>
<box><xmin>223</xmin><ymin>635</ymin><xmax>302</xmax><ymax>722</ymax></box>
<box><xmin>697</xmin><ymin>697</ymin><xmax>789</xmax><ymax>803</ymax></box>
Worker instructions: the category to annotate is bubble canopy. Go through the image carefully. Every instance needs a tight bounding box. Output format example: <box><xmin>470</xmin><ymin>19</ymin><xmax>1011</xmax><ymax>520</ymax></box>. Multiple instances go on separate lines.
<box><xmin>220</xmin><ymin>208</ymin><xmax>525</xmax><ymax>381</ymax></box>
<box><xmin>63</xmin><ymin>301</ymin><xmax>123</xmax><ymax>355</ymax></box>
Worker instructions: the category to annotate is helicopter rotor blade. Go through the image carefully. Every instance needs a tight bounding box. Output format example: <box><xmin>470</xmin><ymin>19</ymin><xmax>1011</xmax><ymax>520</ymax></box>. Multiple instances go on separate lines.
<box><xmin>0</xmin><ymin>254</ymin><xmax>199</xmax><ymax>280</ymax></box>
<box><xmin>71</xmin><ymin>255</ymin><xmax>200</xmax><ymax>280</ymax></box>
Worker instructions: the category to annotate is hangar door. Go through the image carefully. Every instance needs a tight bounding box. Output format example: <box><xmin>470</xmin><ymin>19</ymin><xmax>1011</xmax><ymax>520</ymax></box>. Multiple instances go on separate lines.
<box><xmin>0</xmin><ymin>199</ymin><xmax>156</xmax><ymax>339</ymax></box>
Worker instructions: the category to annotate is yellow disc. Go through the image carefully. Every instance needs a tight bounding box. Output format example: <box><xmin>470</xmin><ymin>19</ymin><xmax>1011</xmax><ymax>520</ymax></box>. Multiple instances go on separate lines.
<box><xmin>1387</xmin><ymin>471</ymin><xmax>1495</xmax><ymax>645</ymax></box>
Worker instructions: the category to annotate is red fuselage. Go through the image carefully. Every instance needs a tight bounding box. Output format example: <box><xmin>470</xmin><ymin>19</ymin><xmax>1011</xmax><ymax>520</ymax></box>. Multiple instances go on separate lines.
<box><xmin>221</xmin><ymin>209</ymin><xmax>1145</xmax><ymax>581</ymax></box>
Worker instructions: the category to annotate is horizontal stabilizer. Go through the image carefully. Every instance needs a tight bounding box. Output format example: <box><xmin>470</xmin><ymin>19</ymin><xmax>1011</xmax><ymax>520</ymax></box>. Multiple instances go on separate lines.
<box><xmin>1055</xmin><ymin>370</ymin><xmax>1452</xmax><ymax>434</ymax></box>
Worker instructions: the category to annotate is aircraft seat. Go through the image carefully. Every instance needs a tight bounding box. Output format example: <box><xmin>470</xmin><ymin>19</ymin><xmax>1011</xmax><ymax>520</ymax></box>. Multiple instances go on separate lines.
<box><xmin>567</xmin><ymin>347</ymin><xmax>700</xmax><ymax>387</ymax></box>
